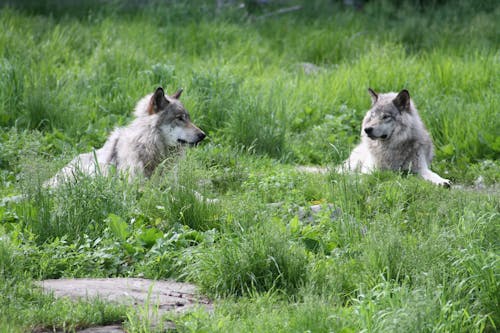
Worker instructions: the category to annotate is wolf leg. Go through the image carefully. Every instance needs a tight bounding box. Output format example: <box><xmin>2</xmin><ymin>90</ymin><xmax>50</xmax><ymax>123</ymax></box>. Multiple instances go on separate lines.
<box><xmin>417</xmin><ymin>155</ymin><xmax>451</xmax><ymax>187</ymax></box>
<box><xmin>419</xmin><ymin>168</ymin><xmax>451</xmax><ymax>187</ymax></box>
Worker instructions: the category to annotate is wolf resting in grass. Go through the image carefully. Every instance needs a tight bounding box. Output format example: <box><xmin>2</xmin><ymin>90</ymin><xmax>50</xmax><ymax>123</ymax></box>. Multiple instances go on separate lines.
<box><xmin>45</xmin><ymin>86</ymin><xmax>206</xmax><ymax>187</ymax></box>
<box><xmin>340</xmin><ymin>88</ymin><xmax>451</xmax><ymax>187</ymax></box>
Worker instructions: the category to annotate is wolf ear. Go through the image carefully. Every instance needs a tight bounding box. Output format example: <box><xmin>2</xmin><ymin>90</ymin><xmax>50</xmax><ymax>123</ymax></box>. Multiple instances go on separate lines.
<box><xmin>368</xmin><ymin>88</ymin><xmax>378</xmax><ymax>104</ymax></box>
<box><xmin>171</xmin><ymin>88</ymin><xmax>183</xmax><ymax>99</ymax></box>
<box><xmin>149</xmin><ymin>87</ymin><xmax>169</xmax><ymax>114</ymax></box>
<box><xmin>393</xmin><ymin>89</ymin><xmax>411</xmax><ymax>112</ymax></box>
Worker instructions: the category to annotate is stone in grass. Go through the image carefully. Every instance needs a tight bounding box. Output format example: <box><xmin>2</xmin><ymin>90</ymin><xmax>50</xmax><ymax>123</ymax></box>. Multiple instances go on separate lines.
<box><xmin>298</xmin><ymin>203</ymin><xmax>340</xmax><ymax>223</ymax></box>
<box><xmin>36</xmin><ymin>278</ymin><xmax>212</xmax><ymax>332</ymax></box>
<box><xmin>298</xmin><ymin>62</ymin><xmax>323</xmax><ymax>75</ymax></box>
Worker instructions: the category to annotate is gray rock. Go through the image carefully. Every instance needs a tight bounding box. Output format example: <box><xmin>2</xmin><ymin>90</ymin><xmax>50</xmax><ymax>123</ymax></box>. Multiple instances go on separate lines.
<box><xmin>36</xmin><ymin>278</ymin><xmax>212</xmax><ymax>332</ymax></box>
<box><xmin>76</xmin><ymin>325</ymin><xmax>125</xmax><ymax>333</ymax></box>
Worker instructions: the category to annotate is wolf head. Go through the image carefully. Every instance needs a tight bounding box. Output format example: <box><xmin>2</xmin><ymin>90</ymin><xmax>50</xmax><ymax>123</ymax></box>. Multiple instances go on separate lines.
<box><xmin>146</xmin><ymin>87</ymin><xmax>206</xmax><ymax>146</ymax></box>
<box><xmin>362</xmin><ymin>88</ymin><xmax>414</xmax><ymax>141</ymax></box>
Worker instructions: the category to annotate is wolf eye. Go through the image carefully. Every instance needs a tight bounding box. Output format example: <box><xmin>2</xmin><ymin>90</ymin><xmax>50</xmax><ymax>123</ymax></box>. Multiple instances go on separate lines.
<box><xmin>382</xmin><ymin>114</ymin><xmax>391</xmax><ymax>120</ymax></box>
<box><xmin>176</xmin><ymin>115</ymin><xmax>186</xmax><ymax>121</ymax></box>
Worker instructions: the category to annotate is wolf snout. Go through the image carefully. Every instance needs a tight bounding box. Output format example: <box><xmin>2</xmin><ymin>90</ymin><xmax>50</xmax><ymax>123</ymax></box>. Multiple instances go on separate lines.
<box><xmin>186</xmin><ymin>132</ymin><xmax>207</xmax><ymax>145</ymax></box>
<box><xmin>364</xmin><ymin>127</ymin><xmax>388</xmax><ymax>140</ymax></box>
<box><xmin>196</xmin><ymin>131</ymin><xmax>206</xmax><ymax>143</ymax></box>
<box><xmin>177</xmin><ymin>131</ymin><xmax>206</xmax><ymax>146</ymax></box>
<box><xmin>364</xmin><ymin>127</ymin><xmax>377</xmax><ymax>139</ymax></box>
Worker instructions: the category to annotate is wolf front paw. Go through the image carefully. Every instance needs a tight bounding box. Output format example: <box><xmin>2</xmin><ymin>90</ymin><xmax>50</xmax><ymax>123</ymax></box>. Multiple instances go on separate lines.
<box><xmin>440</xmin><ymin>179</ymin><xmax>452</xmax><ymax>188</ymax></box>
<box><xmin>420</xmin><ymin>169</ymin><xmax>452</xmax><ymax>188</ymax></box>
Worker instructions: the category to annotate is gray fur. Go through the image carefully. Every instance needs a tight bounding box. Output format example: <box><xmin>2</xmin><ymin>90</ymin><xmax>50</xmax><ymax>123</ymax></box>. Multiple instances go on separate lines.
<box><xmin>46</xmin><ymin>87</ymin><xmax>205</xmax><ymax>187</ymax></box>
<box><xmin>340</xmin><ymin>89</ymin><xmax>451</xmax><ymax>187</ymax></box>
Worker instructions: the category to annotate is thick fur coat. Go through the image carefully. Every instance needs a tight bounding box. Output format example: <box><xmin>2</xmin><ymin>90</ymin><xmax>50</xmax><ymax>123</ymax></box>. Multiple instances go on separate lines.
<box><xmin>341</xmin><ymin>88</ymin><xmax>450</xmax><ymax>187</ymax></box>
<box><xmin>46</xmin><ymin>87</ymin><xmax>205</xmax><ymax>187</ymax></box>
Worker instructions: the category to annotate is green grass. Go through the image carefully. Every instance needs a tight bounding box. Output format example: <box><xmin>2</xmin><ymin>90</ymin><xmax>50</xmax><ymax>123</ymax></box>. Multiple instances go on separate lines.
<box><xmin>0</xmin><ymin>0</ymin><xmax>499</xmax><ymax>332</ymax></box>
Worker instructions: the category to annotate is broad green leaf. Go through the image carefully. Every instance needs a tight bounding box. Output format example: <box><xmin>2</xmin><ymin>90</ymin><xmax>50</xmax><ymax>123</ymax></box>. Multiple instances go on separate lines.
<box><xmin>106</xmin><ymin>214</ymin><xmax>129</xmax><ymax>242</ymax></box>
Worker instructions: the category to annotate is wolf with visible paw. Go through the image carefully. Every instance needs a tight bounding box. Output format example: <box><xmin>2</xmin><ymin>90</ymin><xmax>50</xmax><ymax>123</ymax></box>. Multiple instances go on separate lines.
<box><xmin>340</xmin><ymin>88</ymin><xmax>450</xmax><ymax>187</ymax></box>
<box><xmin>46</xmin><ymin>86</ymin><xmax>206</xmax><ymax>187</ymax></box>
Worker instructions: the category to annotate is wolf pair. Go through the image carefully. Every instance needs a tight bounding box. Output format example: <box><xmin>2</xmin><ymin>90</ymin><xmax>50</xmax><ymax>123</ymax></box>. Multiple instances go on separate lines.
<box><xmin>47</xmin><ymin>86</ymin><xmax>450</xmax><ymax>188</ymax></box>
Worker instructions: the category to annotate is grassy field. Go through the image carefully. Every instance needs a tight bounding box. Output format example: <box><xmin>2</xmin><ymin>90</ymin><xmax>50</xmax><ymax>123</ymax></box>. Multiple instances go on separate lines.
<box><xmin>0</xmin><ymin>0</ymin><xmax>499</xmax><ymax>332</ymax></box>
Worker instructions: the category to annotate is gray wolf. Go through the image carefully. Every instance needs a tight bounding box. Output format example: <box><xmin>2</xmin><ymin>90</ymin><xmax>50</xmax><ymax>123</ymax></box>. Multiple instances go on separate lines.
<box><xmin>340</xmin><ymin>88</ymin><xmax>451</xmax><ymax>187</ymax></box>
<box><xmin>45</xmin><ymin>86</ymin><xmax>206</xmax><ymax>187</ymax></box>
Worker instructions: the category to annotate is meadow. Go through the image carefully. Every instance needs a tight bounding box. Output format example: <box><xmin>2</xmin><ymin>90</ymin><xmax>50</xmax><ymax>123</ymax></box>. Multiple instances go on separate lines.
<box><xmin>0</xmin><ymin>0</ymin><xmax>499</xmax><ymax>332</ymax></box>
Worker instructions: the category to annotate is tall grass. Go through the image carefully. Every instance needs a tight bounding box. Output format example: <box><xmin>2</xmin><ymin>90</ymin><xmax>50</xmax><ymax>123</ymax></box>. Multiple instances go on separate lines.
<box><xmin>0</xmin><ymin>1</ymin><xmax>499</xmax><ymax>332</ymax></box>
<box><xmin>138</xmin><ymin>154</ymin><xmax>224</xmax><ymax>232</ymax></box>
<box><xmin>17</xmin><ymin>168</ymin><xmax>137</xmax><ymax>244</ymax></box>
<box><xmin>186</xmin><ymin>221</ymin><xmax>309</xmax><ymax>297</ymax></box>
